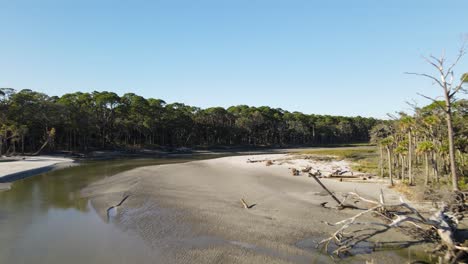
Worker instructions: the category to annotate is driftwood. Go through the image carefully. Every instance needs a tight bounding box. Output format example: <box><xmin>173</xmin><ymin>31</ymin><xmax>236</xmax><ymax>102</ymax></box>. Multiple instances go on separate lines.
<box><xmin>329</xmin><ymin>169</ymin><xmax>352</xmax><ymax>177</ymax></box>
<box><xmin>106</xmin><ymin>195</ymin><xmax>130</xmax><ymax>220</ymax></box>
<box><xmin>247</xmin><ymin>159</ymin><xmax>268</xmax><ymax>163</ymax></box>
<box><xmin>290</xmin><ymin>168</ymin><xmax>300</xmax><ymax>176</ymax></box>
<box><xmin>309</xmin><ymin>173</ymin><xmax>343</xmax><ymax>207</ymax></box>
<box><xmin>240</xmin><ymin>198</ymin><xmax>256</xmax><ymax>209</ymax></box>
<box><xmin>309</xmin><ymin>170</ymin><xmax>322</xmax><ymax>177</ymax></box>
<box><xmin>317</xmin><ymin>189</ymin><xmax>468</xmax><ymax>263</ymax></box>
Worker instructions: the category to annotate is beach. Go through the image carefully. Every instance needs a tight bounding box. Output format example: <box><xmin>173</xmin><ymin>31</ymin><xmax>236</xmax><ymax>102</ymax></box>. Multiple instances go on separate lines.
<box><xmin>0</xmin><ymin>156</ymin><xmax>74</xmax><ymax>186</ymax></box>
<box><xmin>83</xmin><ymin>154</ymin><xmax>415</xmax><ymax>263</ymax></box>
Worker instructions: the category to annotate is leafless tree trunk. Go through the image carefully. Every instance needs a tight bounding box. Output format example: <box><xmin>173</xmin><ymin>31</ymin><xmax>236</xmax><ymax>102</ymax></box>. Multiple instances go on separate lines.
<box><xmin>408</xmin><ymin>131</ymin><xmax>413</xmax><ymax>185</ymax></box>
<box><xmin>386</xmin><ymin>146</ymin><xmax>393</xmax><ymax>186</ymax></box>
<box><xmin>379</xmin><ymin>145</ymin><xmax>384</xmax><ymax>177</ymax></box>
<box><xmin>405</xmin><ymin>45</ymin><xmax>467</xmax><ymax>191</ymax></box>
<box><xmin>424</xmin><ymin>152</ymin><xmax>429</xmax><ymax>186</ymax></box>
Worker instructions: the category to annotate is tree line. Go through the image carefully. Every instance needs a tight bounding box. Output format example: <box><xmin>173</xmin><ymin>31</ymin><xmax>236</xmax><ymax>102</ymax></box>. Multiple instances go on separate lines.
<box><xmin>371</xmin><ymin>48</ymin><xmax>467</xmax><ymax>191</ymax></box>
<box><xmin>370</xmin><ymin>100</ymin><xmax>467</xmax><ymax>188</ymax></box>
<box><xmin>0</xmin><ymin>89</ymin><xmax>378</xmax><ymax>154</ymax></box>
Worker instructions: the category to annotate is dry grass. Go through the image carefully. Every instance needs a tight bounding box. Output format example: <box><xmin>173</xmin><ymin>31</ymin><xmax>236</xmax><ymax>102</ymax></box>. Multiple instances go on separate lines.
<box><xmin>390</xmin><ymin>182</ymin><xmax>450</xmax><ymax>203</ymax></box>
<box><xmin>294</xmin><ymin>146</ymin><xmax>379</xmax><ymax>174</ymax></box>
<box><xmin>390</xmin><ymin>183</ymin><xmax>418</xmax><ymax>201</ymax></box>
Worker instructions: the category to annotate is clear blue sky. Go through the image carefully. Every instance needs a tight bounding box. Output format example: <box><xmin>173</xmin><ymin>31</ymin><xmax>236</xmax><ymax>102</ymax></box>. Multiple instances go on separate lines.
<box><xmin>1</xmin><ymin>0</ymin><xmax>467</xmax><ymax>118</ymax></box>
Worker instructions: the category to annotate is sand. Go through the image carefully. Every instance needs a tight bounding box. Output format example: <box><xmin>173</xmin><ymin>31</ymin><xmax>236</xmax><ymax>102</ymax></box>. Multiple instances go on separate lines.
<box><xmin>0</xmin><ymin>156</ymin><xmax>74</xmax><ymax>183</ymax></box>
<box><xmin>82</xmin><ymin>154</ymin><xmax>417</xmax><ymax>263</ymax></box>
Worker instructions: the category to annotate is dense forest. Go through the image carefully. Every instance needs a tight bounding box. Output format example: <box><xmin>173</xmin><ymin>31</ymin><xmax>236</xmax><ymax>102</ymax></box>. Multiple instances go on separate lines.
<box><xmin>0</xmin><ymin>88</ymin><xmax>378</xmax><ymax>154</ymax></box>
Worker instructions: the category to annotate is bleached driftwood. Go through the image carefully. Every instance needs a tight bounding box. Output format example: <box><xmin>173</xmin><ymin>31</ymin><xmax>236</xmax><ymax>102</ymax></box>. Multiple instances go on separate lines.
<box><xmin>318</xmin><ymin>191</ymin><xmax>467</xmax><ymax>262</ymax></box>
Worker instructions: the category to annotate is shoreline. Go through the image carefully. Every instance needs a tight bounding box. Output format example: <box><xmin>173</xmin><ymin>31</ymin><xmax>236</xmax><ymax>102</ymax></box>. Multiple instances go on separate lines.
<box><xmin>0</xmin><ymin>146</ymin><xmax>365</xmax><ymax>185</ymax></box>
<box><xmin>82</xmin><ymin>153</ymin><xmax>419</xmax><ymax>263</ymax></box>
<box><xmin>0</xmin><ymin>156</ymin><xmax>76</xmax><ymax>184</ymax></box>
<box><xmin>32</xmin><ymin>144</ymin><xmax>373</xmax><ymax>159</ymax></box>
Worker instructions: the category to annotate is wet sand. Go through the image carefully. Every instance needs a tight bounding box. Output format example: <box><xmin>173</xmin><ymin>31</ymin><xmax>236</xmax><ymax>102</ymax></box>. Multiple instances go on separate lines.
<box><xmin>0</xmin><ymin>156</ymin><xmax>74</xmax><ymax>183</ymax></box>
<box><xmin>82</xmin><ymin>154</ymin><xmax>418</xmax><ymax>263</ymax></box>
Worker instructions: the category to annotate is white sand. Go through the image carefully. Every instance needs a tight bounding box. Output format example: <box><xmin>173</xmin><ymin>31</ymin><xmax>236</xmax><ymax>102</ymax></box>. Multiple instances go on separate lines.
<box><xmin>0</xmin><ymin>156</ymin><xmax>74</xmax><ymax>179</ymax></box>
<box><xmin>82</xmin><ymin>154</ymin><xmax>414</xmax><ymax>263</ymax></box>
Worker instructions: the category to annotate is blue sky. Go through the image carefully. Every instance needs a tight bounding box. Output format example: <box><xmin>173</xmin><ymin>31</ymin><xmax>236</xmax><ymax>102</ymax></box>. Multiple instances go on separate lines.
<box><xmin>1</xmin><ymin>0</ymin><xmax>467</xmax><ymax>118</ymax></box>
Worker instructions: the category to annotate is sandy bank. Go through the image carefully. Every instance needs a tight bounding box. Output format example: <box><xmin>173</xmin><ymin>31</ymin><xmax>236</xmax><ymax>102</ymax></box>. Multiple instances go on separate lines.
<box><xmin>83</xmin><ymin>154</ymin><xmax>417</xmax><ymax>263</ymax></box>
<box><xmin>0</xmin><ymin>156</ymin><xmax>75</xmax><ymax>183</ymax></box>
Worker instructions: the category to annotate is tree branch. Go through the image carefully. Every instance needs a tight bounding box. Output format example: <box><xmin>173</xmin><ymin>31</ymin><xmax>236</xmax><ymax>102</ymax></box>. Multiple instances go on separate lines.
<box><xmin>405</xmin><ymin>72</ymin><xmax>444</xmax><ymax>88</ymax></box>
<box><xmin>445</xmin><ymin>45</ymin><xmax>466</xmax><ymax>79</ymax></box>
<box><xmin>422</xmin><ymin>55</ymin><xmax>443</xmax><ymax>72</ymax></box>
<box><xmin>449</xmin><ymin>81</ymin><xmax>466</xmax><ymax>99</ymax></box>
<box><xmin>416</xmin><ymin>93</ymin><xmax>447</xmax><ymax>113</ymax></box>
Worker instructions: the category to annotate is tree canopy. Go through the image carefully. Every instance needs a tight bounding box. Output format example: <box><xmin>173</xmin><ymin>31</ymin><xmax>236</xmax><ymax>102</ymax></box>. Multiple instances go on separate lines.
<box><xmin>0</xmin><ymin>89</ymin><xmax>378</xmax><ymax>154</ymax></box>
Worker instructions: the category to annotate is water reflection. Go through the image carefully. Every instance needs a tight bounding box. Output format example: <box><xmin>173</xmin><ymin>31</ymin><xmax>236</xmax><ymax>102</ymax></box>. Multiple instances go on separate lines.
<box><xmin>1</xmin><ymin>158</ymin><xmax>193</xmax><ymax>212</ymax></box>
<box><xmin>0</xmin><ymin>157</ymin><xmax>196</xmax><ymax>264</ymax></box>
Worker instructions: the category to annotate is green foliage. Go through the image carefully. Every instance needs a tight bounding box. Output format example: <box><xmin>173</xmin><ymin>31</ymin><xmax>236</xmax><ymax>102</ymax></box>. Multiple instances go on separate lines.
<box><xmin>0</xmin><ymin>89</ymin><xmax>380</xmax><ymax>153</ymax></box>
<box><xmin>462</xmin><ymin>73</ymin><xmax>468</xmax><ymax>83</ymax></box>
<box><xmin>373</xmin><ymin>99</ymin><xmax>468</xmax><ymax>188</ymax></box>
<box><xmin>416</xmin><ymin>141</ymin><xmax>435</xmax><ymax>154</ymax></box>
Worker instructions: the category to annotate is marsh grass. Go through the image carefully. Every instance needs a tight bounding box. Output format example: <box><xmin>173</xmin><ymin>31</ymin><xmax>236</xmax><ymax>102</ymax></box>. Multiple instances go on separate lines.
<box><xmin>295</xmin><ymin>146</ymin><xmax>379</xmax><ymax>173</ymax></box>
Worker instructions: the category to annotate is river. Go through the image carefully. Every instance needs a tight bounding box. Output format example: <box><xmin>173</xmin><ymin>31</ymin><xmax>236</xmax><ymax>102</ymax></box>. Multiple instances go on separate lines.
<box><xmin>0</xmin><ymin>157</ymin><xmax>198</xmax><ymax>264</ymax></box>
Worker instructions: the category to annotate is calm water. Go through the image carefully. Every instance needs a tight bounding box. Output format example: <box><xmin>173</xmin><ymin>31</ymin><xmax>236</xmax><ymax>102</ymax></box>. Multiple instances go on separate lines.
<box><xmin>0</xmin><ymin>157</ymin><xmax>198</xmax><ymax>264</ymax></box>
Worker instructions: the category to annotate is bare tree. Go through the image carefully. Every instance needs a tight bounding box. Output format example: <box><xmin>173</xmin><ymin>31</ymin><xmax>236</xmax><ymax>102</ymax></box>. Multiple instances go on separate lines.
<box><xmin>406</xmin><ymin>45</ymin><xmax>467</xmax><ymax>191</ymax></box>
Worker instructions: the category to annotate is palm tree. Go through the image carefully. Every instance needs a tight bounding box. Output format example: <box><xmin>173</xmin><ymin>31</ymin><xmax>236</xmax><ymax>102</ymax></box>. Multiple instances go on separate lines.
<box><xmin>417</xmin><ymin>141</ymin><xmax>435</xmax><ymax>186</ymax></box>
<box><xmin>394</xmin><ymin>141</ymin><xmax>408</xmax><ymax>181</ymax></box>
<box><xmin>381</xmin><ymin>136</ymin><xmax>395</xmax><ymax>186</ymax></box>
<box><xmin>399</xmin><ymin>116</ymin><xmax>415</xmax><ymax>185</ymax></box>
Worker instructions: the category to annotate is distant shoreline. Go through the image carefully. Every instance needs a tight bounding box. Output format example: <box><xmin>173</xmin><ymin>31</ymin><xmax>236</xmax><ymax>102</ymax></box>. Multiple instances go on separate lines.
<box><xmin>30</xmin><ymin>143</ymin><xmax>374</xmax><ymax>159</ymax></box>
<box><xmin>0</xmin><ymin>145</ymin><xmax>373</xmax><ymax>185</ymax></box>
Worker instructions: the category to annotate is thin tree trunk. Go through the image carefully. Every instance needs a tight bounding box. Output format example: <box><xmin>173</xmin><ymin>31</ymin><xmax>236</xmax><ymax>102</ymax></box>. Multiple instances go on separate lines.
<box><xmin>445</xmin><ymin>104</ymin><xmax>459</xmax><ymax>191</ymax></box>
<box><xmin>379</xmin><ymin>146</ymin><xmax>384</xmax><ymax>177</ymax></box>
<box><xmin>387</xmin><ymin>147</ymin><xmax>393</xmax><ymax>186</ymax></box>
<box><xmin>424</xmin><ymin>152</ymin><xmax>429</xmax><ymax>186</ymax></box>
<box><xmin>408</xmin><ymin>131</ymin><xmax>413</xmax><ymax>185</ymax></box>
<box><xmin>432</xmin><ymin>152</ymin><xmax>439</xmax><ymax>183</ymax></box>
<box><xmin>401</xmin><ymin>155</ymin><xmax>406</xmax><ymax>181</ymax></box>
<box><xmin>21</xmin><ymin>135</ymin><xmax>25</xmax><ymax>155</ymax></box>
<box><xmin>33</xmin><ymin>138</ymin><xmax>50</xmax><ymax>156</ymax></box>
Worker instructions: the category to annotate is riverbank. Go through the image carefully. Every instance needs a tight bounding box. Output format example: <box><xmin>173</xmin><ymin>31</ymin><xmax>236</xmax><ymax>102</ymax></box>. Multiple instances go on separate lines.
<box><xmin>0</xmin><ymin>146</ymin><xmax>372</xmax><ymax>184</ymax></box>
<box><xmin>82</xmin><ymin>153</ymin><xmax>418</xmax><ymax>263</ymax></box>
<box><xmin>0</xmin><ymin>156</ymin><xmax>75</xmax><ymax>185</ymax></box>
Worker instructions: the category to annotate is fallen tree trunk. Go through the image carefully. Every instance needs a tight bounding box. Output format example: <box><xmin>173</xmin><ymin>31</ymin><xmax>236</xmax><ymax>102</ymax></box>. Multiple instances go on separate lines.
<box><xmin>309</xmin><ymin>173</ymin><xmax>343</xmax><ymax>207</ymax></box>
<box><xmin>318</xmin><ymin>190</ymin><xmax>467</xmax><ymax>263</ymax></box>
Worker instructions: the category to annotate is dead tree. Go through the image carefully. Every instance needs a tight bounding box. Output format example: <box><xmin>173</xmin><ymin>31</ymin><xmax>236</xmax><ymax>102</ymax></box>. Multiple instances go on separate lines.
<box><xmin>405</xmin><ymin>45</ymin><xmax>467</xmax><ymax>191</ymax></box>
<box><xmin>319</xmin><ymin>191</ymin><xmax>468</xmax><ymax>262</ymax></box>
